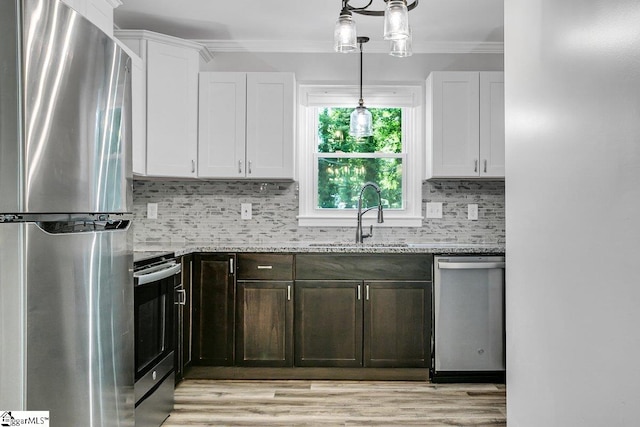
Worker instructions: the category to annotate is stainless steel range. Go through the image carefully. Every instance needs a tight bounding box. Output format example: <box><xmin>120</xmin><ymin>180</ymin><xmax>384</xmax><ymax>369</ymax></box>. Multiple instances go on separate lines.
<box><xmin>133</xmin><ymin>253</ymin><xmax>182</xmax><ymax>427</ymax></box>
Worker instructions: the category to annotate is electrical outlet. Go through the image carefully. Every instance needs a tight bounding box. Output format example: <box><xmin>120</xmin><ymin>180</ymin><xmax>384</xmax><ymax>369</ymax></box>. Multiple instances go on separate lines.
<box><xmin>147</xmin><ymin>203</ymin><xmax>158</xmax><ymax>219</ymax></box>
<box><xmin>468</xmin><ymin>204</ymin><xmax>479</xmax><ymax>221</ymax></box>
<box><xmin>426</xmin><ymin>202</ymin><xmax>443</xmax><ymax>219</ymax></box>
<box><xmin>241</xmin><ymin>203</ymin><xmax>252</xmax><ymax>220</ymax></box>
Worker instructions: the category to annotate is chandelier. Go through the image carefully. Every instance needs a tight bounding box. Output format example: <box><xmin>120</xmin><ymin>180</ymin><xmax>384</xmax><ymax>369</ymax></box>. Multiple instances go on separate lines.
<box><xmin>334</xmin><ymin>0</ymin><xmax>418</xmax><ymax>57</ymax></box>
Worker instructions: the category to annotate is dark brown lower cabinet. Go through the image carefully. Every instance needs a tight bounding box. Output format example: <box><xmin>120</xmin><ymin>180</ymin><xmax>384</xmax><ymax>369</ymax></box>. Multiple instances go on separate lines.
<box><xmin>236</xmin><ymin>281</ymin><xmax>293</xmax><ymax>366</ymax></box>
<box><xmin>294</xmin><ymin>280</ymin><xmax>363</xmax><ymax>367</ymax></box>
<box><xmin>175</xmin><ymin>254</ymin><xmax>193</xmax><ymax>384</ymax></box>
<box><xmin>192</xmin><ymin>253</ymin><xmax>235</xmax><ymax>366</ymax></box>
<box><xmin>191</xmin><ymin>252</ymin><xmax>433</xmax><ymax>371</ymax></box>
<box><xmin>364</xmin><ymin>281</ymin><xmax>431</xmax><ymax>368</ymax></box>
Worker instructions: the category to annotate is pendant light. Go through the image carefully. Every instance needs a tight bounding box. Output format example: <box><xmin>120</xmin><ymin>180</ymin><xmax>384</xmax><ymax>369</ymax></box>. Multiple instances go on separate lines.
<box><xmin>349</xmin><ymin>37</ymin><xmax>373</xmax><ymax>138</ymax></box>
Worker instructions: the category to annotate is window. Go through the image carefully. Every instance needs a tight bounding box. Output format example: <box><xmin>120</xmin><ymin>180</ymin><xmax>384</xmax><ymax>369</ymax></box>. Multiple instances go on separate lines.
<box><xmin>298</xmin><ymin>85</ymin><xmax>423</xmax><ymax>227</ymax></box>
<box><xmin>317</xmin><ymin>107</ymin><xmax>403</xmax><ymax>209</ymax></box>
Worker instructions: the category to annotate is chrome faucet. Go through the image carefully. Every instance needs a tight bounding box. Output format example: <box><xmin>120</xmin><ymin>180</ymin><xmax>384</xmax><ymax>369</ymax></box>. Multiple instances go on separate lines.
<box><xmin>356</xmin><ymin>182</ymin><xmax>384</xmax><ymax>243</ymax></box>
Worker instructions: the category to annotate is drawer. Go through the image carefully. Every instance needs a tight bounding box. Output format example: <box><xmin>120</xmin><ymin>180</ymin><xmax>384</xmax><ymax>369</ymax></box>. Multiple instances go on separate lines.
<box><xmin>295</xmin><ymin>254</ymin><xmax>432</xmax><ymax>281</ymax></box>
<box><xmin>237</xmin><ymin>254</ymin><xmax>294</xmax><ymax>280</ymax></box>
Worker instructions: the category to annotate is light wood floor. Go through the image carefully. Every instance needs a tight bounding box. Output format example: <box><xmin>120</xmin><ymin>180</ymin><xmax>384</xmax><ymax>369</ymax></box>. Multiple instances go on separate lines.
<box><xmin>163</xmin><ymin>380</ymin><xmax>506</xmax><ymax>426</ymax></box>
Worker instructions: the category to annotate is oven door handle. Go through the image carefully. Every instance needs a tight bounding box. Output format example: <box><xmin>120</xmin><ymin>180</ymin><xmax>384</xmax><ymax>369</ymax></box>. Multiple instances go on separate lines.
<box><xmin>134</xmin><ymin>263</ymin><xmax>182</xmax><ymax>285</ymax></box>
<box><xmin>438</xmin><ymin>261</ymin><xmax>505</xmax><ymax>270</ymax></box>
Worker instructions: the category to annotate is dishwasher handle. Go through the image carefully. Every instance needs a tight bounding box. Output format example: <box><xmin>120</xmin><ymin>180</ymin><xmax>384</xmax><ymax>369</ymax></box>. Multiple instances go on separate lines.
<box><xmin>438</xmin><ymin>261</ymin><xmax>505</xmax><ymax>270</ymax></box>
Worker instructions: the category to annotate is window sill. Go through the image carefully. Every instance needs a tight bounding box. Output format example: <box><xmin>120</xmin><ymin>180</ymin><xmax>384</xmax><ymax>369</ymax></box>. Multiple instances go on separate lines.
<box><xmin>297</xmin><ymin>215</ymin><xmax>423</xmax><ymax>228</ymax></box>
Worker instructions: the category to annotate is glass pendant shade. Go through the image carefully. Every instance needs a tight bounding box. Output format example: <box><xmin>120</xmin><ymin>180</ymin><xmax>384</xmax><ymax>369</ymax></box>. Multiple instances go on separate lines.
<box><xmin>383</xmin><ymin>0</ymin><xmax>410</xmax><ymax>41</ymax></box>
<box><xmin>349</xmin><ymin>103</ymin><xmax>373</xmax><ymax>137</ymax></box>
<box><xmin>334</xmin><ymin>11</ymin><xmax>357</xmax><ymax>53</ymax></box>
<box><xmin>390</xmin><ymin>29</ymin><xmax>412</xmax><ymax>57</ymax></box>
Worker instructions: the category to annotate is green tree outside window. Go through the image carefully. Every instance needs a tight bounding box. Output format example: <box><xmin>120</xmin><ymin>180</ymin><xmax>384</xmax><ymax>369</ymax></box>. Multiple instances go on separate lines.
<box><xmin>317</xmin><ymin>107</ymin><xmax>403</xmax><ymax>209</ymax></box>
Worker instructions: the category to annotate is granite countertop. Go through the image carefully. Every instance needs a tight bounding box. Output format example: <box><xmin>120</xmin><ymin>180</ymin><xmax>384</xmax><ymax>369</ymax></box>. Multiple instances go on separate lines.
<box><xmin>134</xmin><ymin>241</ymin><xmax>505</xmax><ymax>257</ymax></box>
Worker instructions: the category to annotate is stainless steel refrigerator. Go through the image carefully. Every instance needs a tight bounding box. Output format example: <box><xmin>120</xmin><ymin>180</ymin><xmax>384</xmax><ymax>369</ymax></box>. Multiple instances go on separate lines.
<box><xmin>0</xmin><ymin>1</ymin><xmax>134</xmax><ymax>425</ymax></box>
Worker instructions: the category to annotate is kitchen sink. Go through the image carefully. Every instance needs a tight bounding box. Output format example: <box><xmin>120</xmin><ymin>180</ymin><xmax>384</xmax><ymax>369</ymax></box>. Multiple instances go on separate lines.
<box><xmin>306</xmin><ymin>242</ymin><xmax>409</xmax><ymax>248</ymax></box>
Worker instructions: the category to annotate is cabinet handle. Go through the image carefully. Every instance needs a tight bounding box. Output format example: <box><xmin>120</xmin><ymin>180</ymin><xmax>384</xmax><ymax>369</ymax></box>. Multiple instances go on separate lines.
<box><xmin>238</xmin><ymin>160</ymin><xmax>242</xmax><ymax>174</ymax></box>
<box><xmin>191</xmin><ymin>160</ymin><xmax>195</xmax><ymax>173</ymax></box>
<box><xmin>287</xmin><ymin>285</ymin><xmax>291</xmax><ymax>301</ymax></box>
<box><xmin>249</xmin><ymin>161</ymin><xmax>252</xmax><ymax>174</ymax></box>
<box><xmin>357</xmin><ymin>285</ymin><xmax>361</xmax><ymax>300</ymax></box>
<box><xmin>257</xmin><ymin>265</ymin><xmax>273</xmax><ymax>270</ymax></box>
<box><xmin>474</xmin><ymin>159</ymin><xmax>478</xmax><ymax>173</ymax></box>
<box><xmin>176</xmin><ymin>289</ymin><xmax>186</xmax><ymax>305</ymax></box>
<box><xmin>366</xmin><ymin>285</ymin><xmax>370</xmax><ymax>301</ymax></box>
<box><xmin>484</xmin><ymin>159</ymin><xmax>487</xmax><ymax>173</ymax></box>
<box><xmin>229</xmin><ymin>258</ymin><xmax>234</xmax><ymax>274</ymax></box>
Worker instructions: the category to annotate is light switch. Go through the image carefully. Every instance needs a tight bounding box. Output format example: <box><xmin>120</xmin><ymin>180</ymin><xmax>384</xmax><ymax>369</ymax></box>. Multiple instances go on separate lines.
<box><xmin>241</xmin><ymin>203</ymin><xmax>252</xmax><ymax>220</ymax></box>
<box><xmin>468</xmin><ymin>204</ymin><xmax>479</xmax><ymax>221</ymax></box>
<box><xmin>426</xmin><ymin>202</ymin><xmax>443</xmax><ymax>219</ymax></box>
<box><xmin>147</xmin><ymin>203</ymin><xmax>158</xmax><ymax>219</ymax></box>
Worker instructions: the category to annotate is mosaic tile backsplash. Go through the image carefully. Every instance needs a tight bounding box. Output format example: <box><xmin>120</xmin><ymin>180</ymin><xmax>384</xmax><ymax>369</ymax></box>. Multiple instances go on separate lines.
<box><xmin>132</xmin><ymin>180</ymin><xmax>505</xmax><ymax>246</ymax></box>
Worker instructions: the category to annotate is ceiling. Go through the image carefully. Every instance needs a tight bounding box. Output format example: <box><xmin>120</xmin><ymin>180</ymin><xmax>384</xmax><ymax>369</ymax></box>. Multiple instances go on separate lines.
<box><xmin>114</xmin><ymin>0</ymin><xmax>504</xmax><ymax>54</ymax></box>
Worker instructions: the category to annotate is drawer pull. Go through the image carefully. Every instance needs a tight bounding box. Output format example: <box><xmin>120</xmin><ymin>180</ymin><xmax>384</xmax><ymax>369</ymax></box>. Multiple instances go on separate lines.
<box><xmin>257</xmin><ymin>265</ymin><xmax>273</xmax><ymax>270</ymax></box>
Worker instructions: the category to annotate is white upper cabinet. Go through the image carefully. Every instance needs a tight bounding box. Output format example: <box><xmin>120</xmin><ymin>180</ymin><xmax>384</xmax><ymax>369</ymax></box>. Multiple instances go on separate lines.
<box><xmin>198</xmin><ymin>73</ymin><xmax>247</xmax><ymax>178</ymax></box>
<box><xmin>425</xmin><ymin>71</ymin><xmax>505</xmax><ymax>179</ymax></box>
<box><xmin>62</xmin><ymin>0</ymin><xmax>120</xmax><ymax>37</ymax></box>
<box><xmin>198</xmin><ymin>72</ymin><xmax>295</xmax><ymax>180</ymax></box>
<box><xmin>479</xmin><ymin>72</ymin><xmax>505</xmax><ymax>178</ymax></box>
<box><xmin>115</xmin><ymin>30</ymin><xmax>212</xmax><ymax>178</ymax></box>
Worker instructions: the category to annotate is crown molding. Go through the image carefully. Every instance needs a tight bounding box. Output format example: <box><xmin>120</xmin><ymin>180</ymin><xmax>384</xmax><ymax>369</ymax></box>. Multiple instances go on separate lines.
<box><xmin>194</xmin><ymin>39</ymin><xmax>503</xmax><ymax>55</ymax></box>
<box><xmin>115</xmin><ymin>30</ymin><xmax>214</xmax><ymax>62</ymax></box>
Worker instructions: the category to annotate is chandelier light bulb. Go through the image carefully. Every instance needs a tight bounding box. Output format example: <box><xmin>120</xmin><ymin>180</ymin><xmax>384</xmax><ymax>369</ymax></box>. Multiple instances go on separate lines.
<box><xmin>334</xmin><ymin>10</ymin><xmax>358</xmax><ymax>53</ymax></box>
<box><xmin>383</xmin><ymin>0</ymin><xmax>410</xmax><ymax>41</ymax></box>
<box><xmin>390</xmin><ymin>28</ymin><xmax>413</xmax><ymax>57</ymax></box>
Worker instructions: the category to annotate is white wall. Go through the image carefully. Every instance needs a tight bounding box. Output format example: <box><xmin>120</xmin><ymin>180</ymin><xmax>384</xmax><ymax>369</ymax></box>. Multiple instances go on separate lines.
<box><xmin>505</xmin><ymin>1</ymin><xmax>640</xmax><ymax>425</ymax></box>
<box><xmin>200</xmin><ymin>51</ymin><xmax>503</xmax><ymax>83</ymax></box>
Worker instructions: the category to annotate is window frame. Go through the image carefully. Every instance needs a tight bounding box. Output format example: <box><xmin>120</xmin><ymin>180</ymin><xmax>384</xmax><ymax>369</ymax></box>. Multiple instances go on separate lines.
<box><xmin>297</xmin><ymin>84</ymin><xmax>423</xmax><ymax>227</ymax></box>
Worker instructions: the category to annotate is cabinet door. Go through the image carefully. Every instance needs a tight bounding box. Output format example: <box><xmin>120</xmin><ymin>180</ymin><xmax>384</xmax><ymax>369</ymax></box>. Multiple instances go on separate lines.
<box><xmin>181</xmin><ymin>254</ymin><xmax>193</xmax><ymax>371</ymax></box>
<box><xmin>128</xmin><ymin>48</ymin><xmax>146</xmax><ymax>176</ymax></box>
<box><xmin>236</xmin><ymin>281</ymin><xmax>293</xmax><ymax>367</ymax></box>
<box><xmin>246</xmin><ymin>73</ymin><xmax>295</xmax><ymax>179</ymax></box>
<box><xmin>294</xmin><ymin>280</ymin><xmax>363</xmax><ymax>367</ymax></box>
<box><xmin>479</xmin><ymin>72</ymin><xmax>505</xmax><ymax>178</ymax></box>
<box><xmin>146</xmin><ymin>40</ymin><xmax>198</xmax><ymax>177</ymax></box>
<box><xmin>193</xmin><ymin>254</ymin><xmax>235</xmax><ymax>365</ymax></box>
<box><xmin>198</xmin><ymin>72</ymin><xmax>247</xmax><ymax>178</ymax></box>
<box><xmin>364</xmin><ymin>281</ymin><xmax>431</xmax><ymax>368</ymax></box>
<box><xmin>428</xmin><ymin>72</ymin><xmax>480</xmax><ymax>178</ymax></box>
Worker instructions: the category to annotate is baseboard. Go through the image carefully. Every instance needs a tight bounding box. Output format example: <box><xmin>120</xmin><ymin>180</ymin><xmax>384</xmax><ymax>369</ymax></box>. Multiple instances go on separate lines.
<box><xmin>185</xmin><ymin>366</ymin><xmax>431</xmax><ymax>381</ymax></box>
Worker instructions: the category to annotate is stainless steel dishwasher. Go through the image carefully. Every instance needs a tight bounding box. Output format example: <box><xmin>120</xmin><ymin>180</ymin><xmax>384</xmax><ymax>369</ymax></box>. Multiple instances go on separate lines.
<box><xmin>432</xmin><ymin>255</ymin><xmax>505</xmax><ymax>382</ymax></box>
